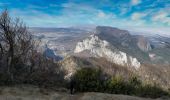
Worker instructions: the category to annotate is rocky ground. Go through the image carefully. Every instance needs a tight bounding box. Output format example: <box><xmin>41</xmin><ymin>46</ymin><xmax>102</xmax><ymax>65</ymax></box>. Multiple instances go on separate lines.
<box><xmin>0</xmin><ymin>85</ymin><xmax>168</xmax><ymax>100</ymax></box>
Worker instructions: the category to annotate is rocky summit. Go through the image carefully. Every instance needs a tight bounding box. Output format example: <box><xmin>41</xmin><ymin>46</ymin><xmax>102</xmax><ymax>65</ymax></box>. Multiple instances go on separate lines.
<box><xmin>74</xmin><ymin>34</ymin><xmax>141</xmax><ymax>69</ymax></box>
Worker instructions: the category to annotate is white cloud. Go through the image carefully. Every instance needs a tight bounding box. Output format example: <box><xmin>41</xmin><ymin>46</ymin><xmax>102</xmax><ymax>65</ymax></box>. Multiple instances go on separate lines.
<box><xmin>27</xmin><ymin>5</ymin><xmax>48</xmax><ymax>9</ymax></box>
<box><xmin>152</xmin><ymin>11</ymin><xmax>170</xmax><ymax>25</ymax></box>
<box><xmin>152</xmin><ymin>12</ymin><xmax>167</xmax><ymax>20</ymax></box>
<box><xmin>7</xmin><ymin>1</ymin><xmax>169</xmax><ymax>28</ymax></box>
<box><xmin>9</xmin><ymin>8</ymin><xmax>146</xmax><ymax>28</ymax></box>
<box><xmin>10</xmin><ymin>9</ymin><xmax>68</xmax><ymax>27</ymax></box>
<box><xmin>125</xmin><ymin>26</ymin><xmax>170</xmax><ymax>37</ymax></box>
<box><xmin>49</xmin><ymin>4</ymin><xmax>59</xmax><ymax>7</ymax></box>
<box><xmin>97</xmin><ymin>10</ymin><xmax>115</xmax><ymax>19</ymax></box>
<box><xmin>120</xmin><ymin>7</ymin><xmax>130</xmax><ymax>15</ymax></box>
<box><xmin>131</xmin><ymin>12</ymin><xmax>146</xmax><ymax>20</ymax></box>
<box><xmin>131</xmin><ymin>0</ymin><xmax>141</xmax><ymax>6</ymax></box>
<box><xmin>61</xmin><ymin>2</ymin><xmax>75</xmax><ymax>8</ymax></box>
<box><xmin>98</xmin><ymin>11</ymin><xmax>106</xmax><ymax>18</ymax></box>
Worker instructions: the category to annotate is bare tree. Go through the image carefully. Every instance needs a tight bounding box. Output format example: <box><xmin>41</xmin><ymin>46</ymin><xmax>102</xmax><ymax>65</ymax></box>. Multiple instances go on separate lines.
<box><xmin>0</xmin><ymin>10</ymin><xmax>65</xmax><ymax>86</ymax></box>
<box><xmin>0</xmin><ymin>10</ymin><xmax>35</xmax><ymax>81</ymax></box>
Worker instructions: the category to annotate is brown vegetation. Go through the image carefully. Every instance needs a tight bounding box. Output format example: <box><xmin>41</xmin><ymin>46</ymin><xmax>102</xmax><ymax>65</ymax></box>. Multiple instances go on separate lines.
<box><xmin>0</xmin><ymin>10</ymin><xmax>65</xmax><ymax>87</ymax></box>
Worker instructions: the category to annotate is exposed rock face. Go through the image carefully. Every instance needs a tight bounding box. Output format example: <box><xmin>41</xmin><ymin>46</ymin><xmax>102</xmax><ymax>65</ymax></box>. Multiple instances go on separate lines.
<box><xmin>31</xmin><ymin>26</ymin><xmax>170</xmax><ymax>64</ymax></box>
<box><xmin>59</xmin><ymin>56</ymin><xmax>80</xmax><ymax>80</ymax></box>
<box><xmin>59</xmin><ymin>56</ymin><xmax>136</xmax><ymax>81</ymax></box>
<box><xmin>74</xmin><ymin>35</ymin><xmax>141</xmax><ymax>69</ymax></box>
<box><xmin>96</xmin><ymin>26</ymin><xmax>131</xmax><ymax>48</ymax></box>
<box><xmin>95</xmin><ymin>26</ymin><xmax>151</xmax><ymax>63</ymax></box>
<box><xmin>43</xmin><ymin>46</ymin><xmax>63</xmax><ymax>61</ymax></box>
<box><xmin>96</xmin><ymin>26</ymin><xmax>130</xmax><ymax>39</ymax></box>
<box><xmin>137</xmin><ymin>36</ymin><xmax>152</xmax><ymax>52</ymax></box>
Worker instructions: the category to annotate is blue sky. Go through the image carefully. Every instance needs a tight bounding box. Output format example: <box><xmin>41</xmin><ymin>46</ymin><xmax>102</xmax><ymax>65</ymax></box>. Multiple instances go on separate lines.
<box><xmin>0</xmin><ymin>0</ymin><xmax>169</xmax><ymax>28</ymax></box>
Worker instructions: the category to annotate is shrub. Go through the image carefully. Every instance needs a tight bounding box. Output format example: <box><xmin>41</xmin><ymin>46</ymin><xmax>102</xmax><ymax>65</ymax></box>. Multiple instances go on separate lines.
<box><xmin>106</xmin><ymin>76</ymin><xmax>128</xmax><ymax>94</ymax></box>
<box><xmin>136</xmin><ymin>84</ymin><xmax>169</xmax><ymax>98</ymax></box>
<box><xmin>127</xmin><ymin>76</ymin><xmax>142</xmax><ymax>95</ymax></box>
<box><xmin>73</xmin><ymin>68</ymin><xmax>170</xmax><ymax>98</ymax></box>
<box><xmin>129</xmin><ymin>76</ymin><xmax>142</xmax><ymax>87</ymax></box>
<box><xmin>104</xmin><ymin>76</ymin><xmax>140</xmax><ymax>95</ymax></box>
<box><xmin>74</xmin><ymin>68</ymin><xmax>103</xmax><ymax>92</ymax></box>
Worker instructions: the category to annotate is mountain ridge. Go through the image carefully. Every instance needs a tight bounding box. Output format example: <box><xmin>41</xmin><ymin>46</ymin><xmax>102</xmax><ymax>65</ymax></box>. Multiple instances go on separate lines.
<box><xmin>74</xmin><ymin>34</ymin><xmax>141</xmax><ymax>69</ymax></box>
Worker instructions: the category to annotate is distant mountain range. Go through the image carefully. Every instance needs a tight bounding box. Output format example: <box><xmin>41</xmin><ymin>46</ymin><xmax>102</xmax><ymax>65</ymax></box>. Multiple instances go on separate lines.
<box><xmin>30</xmin><ymin>26</ymin><xmax>170</xmax><ymax>89</ymax></box>
<box><xmin>30</xmin><ymin>26</ymin><xmax>170</xmax><ymax>65</ymax></box>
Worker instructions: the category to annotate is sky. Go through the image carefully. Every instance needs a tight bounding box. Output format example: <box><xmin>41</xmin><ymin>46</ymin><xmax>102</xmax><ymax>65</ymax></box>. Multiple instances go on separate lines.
<box><xmin>0</xmin><ymin>0</ymin><xmax>169</xmax><ymax>28</ymax></box>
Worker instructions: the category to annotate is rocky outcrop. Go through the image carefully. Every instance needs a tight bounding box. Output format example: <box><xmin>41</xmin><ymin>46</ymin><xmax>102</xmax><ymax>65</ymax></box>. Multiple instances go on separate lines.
<box><xmin>96</xmin><ymin>26</ymin><xmax>130</xmax><ymax>39</ymax></box>
<box><xmin>95</xmin><ymin>26</ymin><xmax>151</xmax><ymax>63</ymax></box>
<box><xmin>43</xmin><ymin>46</ymin><xmax>63</xmax><ymax>61</ymax></box>
<box><xmin>137</xmin><ymin>36</ymin><xmax>152</xmax><ymax>52</ymax></box>
<box><xmin>59</xmin><ymin>56</ymin><xmax>80</xmax><ymax>80</ymax></box>
<box><xmin>74</xmin><ymin>35</ymin><xmax>141</xmax><ymax>69</ymax></box>
<box><xmin>59</xmin><ymin>56</ymin><xmax>136</xmax><ymax>80</ymax></box>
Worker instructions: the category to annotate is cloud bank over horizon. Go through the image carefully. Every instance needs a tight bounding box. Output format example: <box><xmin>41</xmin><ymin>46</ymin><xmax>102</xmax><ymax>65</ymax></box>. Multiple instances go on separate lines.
<box><xmin>0</xmin><ymin>0</ymin><xmax>169</xmax><ymax>29</ymax></box>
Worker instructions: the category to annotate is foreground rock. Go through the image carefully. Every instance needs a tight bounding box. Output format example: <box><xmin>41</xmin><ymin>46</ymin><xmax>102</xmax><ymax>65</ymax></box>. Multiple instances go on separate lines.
<box><xmin>0</xmin><ymin>85</ymin><xmax>167</xmax><ymax>100</ymax></box>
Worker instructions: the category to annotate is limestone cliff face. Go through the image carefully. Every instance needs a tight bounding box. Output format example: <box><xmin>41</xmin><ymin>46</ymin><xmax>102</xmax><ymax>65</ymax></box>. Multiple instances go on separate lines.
<box><xmin>137</xmin><ymin>36</ymin><xmax>152</xmax><ymax>52</ymax></box>
<box><xmin>74</xmin><ymin>35</ymin><xmax>141</xmax><ymax>69</ymax></box>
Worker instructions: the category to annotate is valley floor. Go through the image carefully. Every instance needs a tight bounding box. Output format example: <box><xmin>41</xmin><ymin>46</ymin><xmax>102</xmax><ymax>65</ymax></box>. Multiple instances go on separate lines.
<box><xmin>0</xmin><ymin>85</ymin><xmax>168</xmax><ymax>100</ymax></box>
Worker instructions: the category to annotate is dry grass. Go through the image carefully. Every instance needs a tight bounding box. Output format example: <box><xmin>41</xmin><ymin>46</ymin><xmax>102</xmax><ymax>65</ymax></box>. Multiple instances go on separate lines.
<box><xmin>0</xmin><ymin>85</ymin><xmax>164</xmax><ymax>100</ymax></box>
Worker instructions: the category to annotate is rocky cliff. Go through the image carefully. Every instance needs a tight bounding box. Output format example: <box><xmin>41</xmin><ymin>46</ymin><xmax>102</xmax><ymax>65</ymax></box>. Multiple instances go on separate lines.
<box><xmin>137</xmin><ymin>35</ymin><xmax>152</xmax><ymax>52</ymax></box>
<box><xmin>74</xmin><ymin>35</ymin><xmax>141</xmax><ymax>69</ymax></box>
